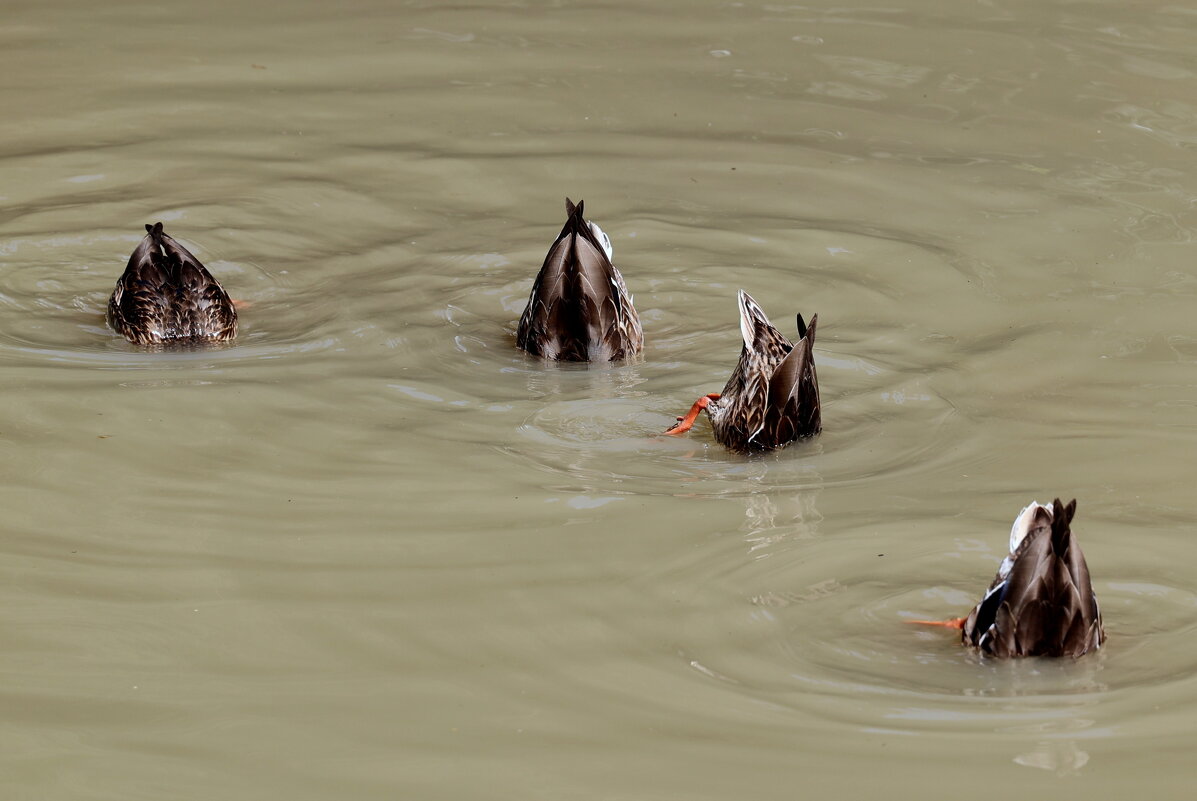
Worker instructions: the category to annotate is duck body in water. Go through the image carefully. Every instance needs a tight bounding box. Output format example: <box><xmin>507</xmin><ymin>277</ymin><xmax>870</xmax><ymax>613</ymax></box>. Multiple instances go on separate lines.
<box><xmin>665</xmin><ymin>290</ymin><xmax>820</xmax><ymax>453</ymax></box>
<box><xmin>914</xmin><ymin>498</ymin><xmax>1106</xmax><ymax>658</ymax></box>
<box><xmin>108</xmin><ymin>222</ymin><xmax>237</xmax><ymax>345</ymax></box>
<box><xmin>516</xmin><ymin>198</ymin><xmax>642</xmax><ymax>362</ymax></box>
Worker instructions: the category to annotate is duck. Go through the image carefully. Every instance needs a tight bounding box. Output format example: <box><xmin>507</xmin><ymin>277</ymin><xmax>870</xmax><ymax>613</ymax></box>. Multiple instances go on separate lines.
<box><xmin>516</xmin><ymin>198</ymin><xmax>642</xmax><ymax>361</ymax></box>
<box><xmin>107</xmin><ymin>222</ymin><xmax>237</xmax><ymax>345</ymax></box>
<box><xmin>912</xmin><ymin>498</ymin><xmax>1105</xmax><ymax>658</ymax></box>
<box><xmin>663</xmin><ymin>290</ymin><xmax>820</xmax><ymax>452</ymax></box>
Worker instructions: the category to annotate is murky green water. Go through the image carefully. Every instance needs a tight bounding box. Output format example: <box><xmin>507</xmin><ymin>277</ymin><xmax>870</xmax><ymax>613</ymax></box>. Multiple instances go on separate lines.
<box><xmin>3</xmin><ymin>1</ymin><xmax>1197</xmax><ymax>798</ymax></box>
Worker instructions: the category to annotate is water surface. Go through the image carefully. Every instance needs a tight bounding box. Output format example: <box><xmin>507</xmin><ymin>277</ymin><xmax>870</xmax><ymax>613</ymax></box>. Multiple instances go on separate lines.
<box><xmin>3</xmin><ymin>1</ymin><xmax>1196</xmax><ymax>798</ymax></box>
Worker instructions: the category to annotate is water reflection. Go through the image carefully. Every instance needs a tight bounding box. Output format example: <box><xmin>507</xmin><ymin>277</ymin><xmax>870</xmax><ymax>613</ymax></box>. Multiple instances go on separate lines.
<box><xmin>1014</xmin><ymin>739</ymin><xmax>1091</xmax><ymax>775</ymax></box>
<box><xmin>740</xmin><ymin>479</ymin><xmax>823</xmax><ymax>556</ymax></box>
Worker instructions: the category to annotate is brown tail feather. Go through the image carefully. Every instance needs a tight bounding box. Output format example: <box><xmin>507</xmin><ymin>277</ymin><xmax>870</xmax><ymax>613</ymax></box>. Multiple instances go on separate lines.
<box><xmin>516</xmin><ymin>200</ymin><xmax>642</xmax><ymax>361</ymax></box>
<box><xmin>963</xmin><ymin>498</ymin><xmax>1104</xmax><ymax>658</ymax></box>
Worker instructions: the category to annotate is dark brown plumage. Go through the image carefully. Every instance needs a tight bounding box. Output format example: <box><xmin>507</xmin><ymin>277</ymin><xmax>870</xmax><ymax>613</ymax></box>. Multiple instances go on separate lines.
<box><xmin>516</xmin><ymin>198</ymin><xmax>642</xmax><ymax>362</ymax></box>
<box><xmin>665</xmin><ymin>291</ymin><xmax>820</xmax><ymax>452</ymax></box>
<box><xmin>961</xmin><ymin>498</ymin><xmax>1105</xmax><ymax>658</ymax></box>
<box><xmin>107</xmin><ymin>223</ymin><xmax>237</xmax><ymax>345</ymax></box>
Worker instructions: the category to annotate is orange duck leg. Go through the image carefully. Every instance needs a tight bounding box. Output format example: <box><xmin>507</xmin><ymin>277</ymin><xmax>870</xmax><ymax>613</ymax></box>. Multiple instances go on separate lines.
<box><xmin>663</xmin><ymin>394</ymin><xmax>721</xmax><ymax>435</ymax></box>
<box><xmin>906</xmin><ymin>617</ymin><xmax>966</xmax><ymax>629</ymax></box>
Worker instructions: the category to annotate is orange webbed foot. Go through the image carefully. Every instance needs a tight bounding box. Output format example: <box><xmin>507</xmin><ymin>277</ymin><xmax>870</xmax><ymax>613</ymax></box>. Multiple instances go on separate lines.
<box><xmin>663</xmin><ymin>394</ymin><xmax>720</xmax><ymax>436</ymax></box>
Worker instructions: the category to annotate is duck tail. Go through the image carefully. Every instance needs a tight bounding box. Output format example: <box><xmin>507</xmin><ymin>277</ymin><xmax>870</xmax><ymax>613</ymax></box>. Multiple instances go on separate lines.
<box><xmin>517</xmin><ymin>198</ymin><xmax>611</xmax><ymax>360</ymax></box>
<box><xmin>563</xmin><ymin>197</ymin><xmax>590</xmax><ymax>242</ymax></box>
<box><xmin>1050</xmin><ymin>497</ymin><xmax>1077</xmax><ymax>557</ymax></box>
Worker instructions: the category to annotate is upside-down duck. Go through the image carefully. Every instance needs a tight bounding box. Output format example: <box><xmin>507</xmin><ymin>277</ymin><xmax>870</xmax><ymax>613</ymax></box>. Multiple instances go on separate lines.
<box><xmin>516</xmin><ymin>198</ymin><xmax>642</xmax><ymax>361</ymax></box>
<box><xmin>664</xmin><ymin>290</ymin><xmax>819</xmax><ymax>452</ymax></box>
<box><xmin>913</xmin><ymin>498</ymin><xmax>1105</xmax><ymax>658</ymax></box>
<box><xmin>107</xmin><ymin>222</ymin><xmax>237</xmax><ymax>345</ymax></box>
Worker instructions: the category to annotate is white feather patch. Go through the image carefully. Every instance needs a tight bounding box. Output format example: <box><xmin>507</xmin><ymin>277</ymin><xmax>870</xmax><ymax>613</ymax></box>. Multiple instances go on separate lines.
<box><xmin>736</xmin><ymin>290</ymin><xmax>754</xmax><ymax>349</ymax></box>
<box><xmin>588</xmin><ymin>221</ymin><xmax>614</xmax><ymax>261</ymax></box>
<box><xmin>1008</xmin><ymin>500</ymin><xmax>1050</xmax><ymax>554</ymax></box>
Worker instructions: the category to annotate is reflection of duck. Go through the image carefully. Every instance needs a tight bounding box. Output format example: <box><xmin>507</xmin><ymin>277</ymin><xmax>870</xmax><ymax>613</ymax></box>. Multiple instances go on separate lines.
<box><xmin>108</xmin><ymin>223</ymin><xmax>237</xmax><ymax>345</ymax></box>
<box><xmin>915</xmin><ymin>498</ymin><xmax>1106</xmax><ymax>658</ymax></box>
<box><xmin>665</xmin><ymin>290</ymin><xmax>819</xmax><ymax>452</ymax></box>
<box><xmin>516</xmin><ymin>199</ymin><xmax>642</xmax><ymax>361</ymax></box>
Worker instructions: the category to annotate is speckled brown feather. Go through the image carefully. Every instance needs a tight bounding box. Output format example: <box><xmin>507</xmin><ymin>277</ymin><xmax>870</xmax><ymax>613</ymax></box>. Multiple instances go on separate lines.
<box><xmin>107</xmin><ymin>223</ymin><xmax>237</xmax><ymax>345</ymax></box>
<box><xmin>516</xmin><ymin>199</ymin><xmax>642</xmax><ymax>362</ymax></box>
<box><xmin>706</xmin><ymin>291</ymin><xmax>821</xmax><ymax>452</ymax></box>
<box><xmin>962</xmin><ymin>499</ymin><xmax>1105</xmax><ymax>658</ymax></box>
